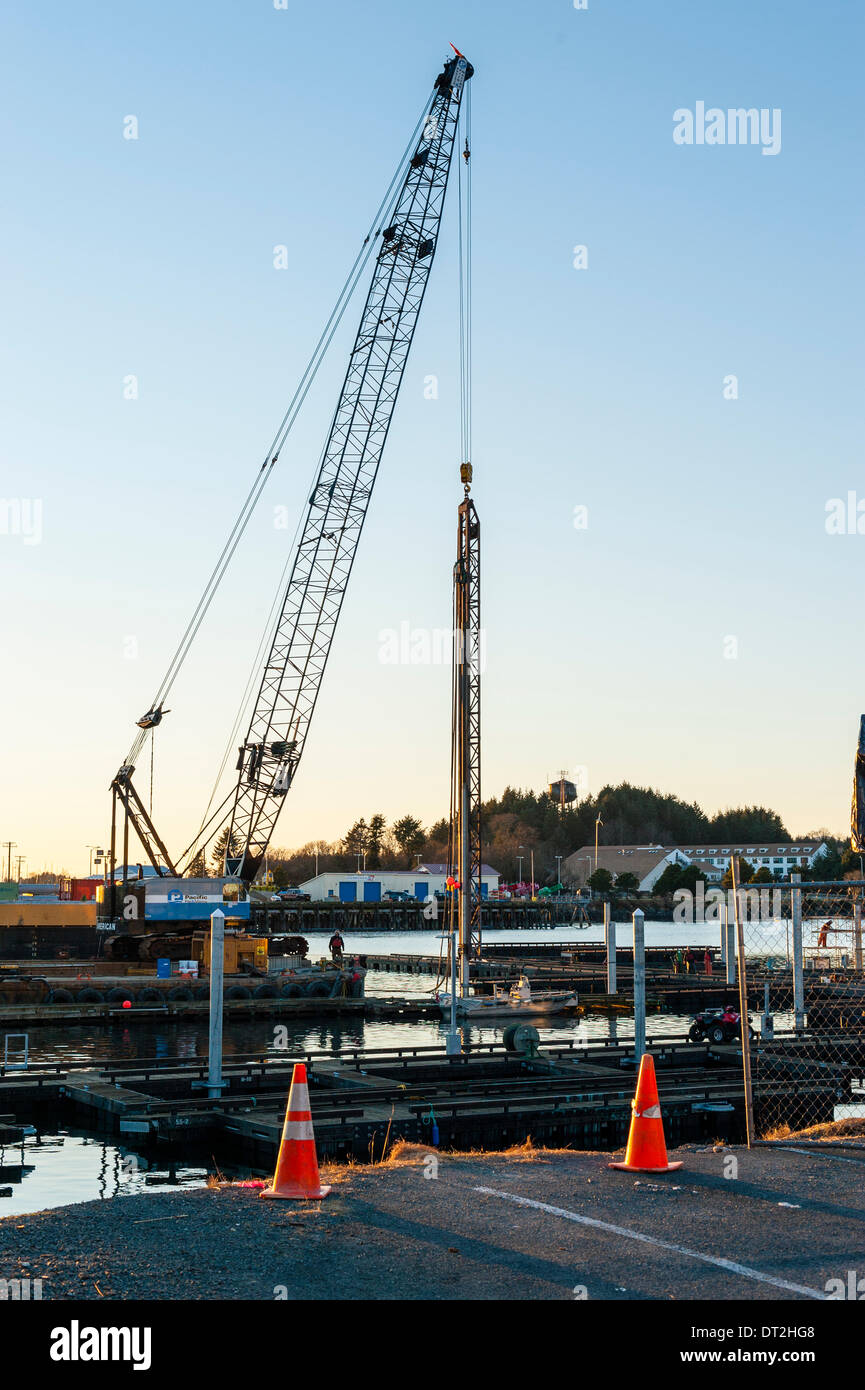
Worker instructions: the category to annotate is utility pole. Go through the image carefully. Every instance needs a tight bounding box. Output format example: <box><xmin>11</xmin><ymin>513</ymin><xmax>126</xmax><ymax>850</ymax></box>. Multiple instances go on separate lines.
<box><xmin>15</xmin><ymin>855</ymin><xmax>25</xmax><ymax>881</ymax></box>
<box><xmin>2</xmin><ymin>842</ymin><xmax>16</xmax><ymax>883</ymax></box>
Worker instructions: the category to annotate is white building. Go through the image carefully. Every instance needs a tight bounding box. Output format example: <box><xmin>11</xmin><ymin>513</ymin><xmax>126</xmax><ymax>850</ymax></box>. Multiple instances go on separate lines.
<box><xmin>674</xmin><ymin>842</ymin><xmax>828</xmax><ymax>882</ymax></box>
<box><xmin>564</xmin><ymin>840</ymin><xmax>829</xmax><ymax>891</ymax></box>
<box><xmin>299</xmin><ymin>861</ymin><xmax>500</xmax><ymax>903</ymax></box>
<box><xmin>564</xmin><ymin>845</ymin><xmax>692</xmax><ymax>892</ymax></box>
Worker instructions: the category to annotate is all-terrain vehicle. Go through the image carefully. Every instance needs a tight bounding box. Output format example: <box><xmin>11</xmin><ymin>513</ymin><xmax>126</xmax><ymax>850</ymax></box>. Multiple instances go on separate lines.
<box><xmin>688</xmin><ymin>1006</ymin><xmax>755</xmax><ymax>1044</ymax></box>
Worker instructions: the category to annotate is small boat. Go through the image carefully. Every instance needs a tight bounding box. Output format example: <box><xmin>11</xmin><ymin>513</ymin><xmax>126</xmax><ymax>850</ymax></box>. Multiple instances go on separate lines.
<box><xmin>437</xmin><ymin>974</ymin><xmax>579</xmax><ymax>1020</ymax></box>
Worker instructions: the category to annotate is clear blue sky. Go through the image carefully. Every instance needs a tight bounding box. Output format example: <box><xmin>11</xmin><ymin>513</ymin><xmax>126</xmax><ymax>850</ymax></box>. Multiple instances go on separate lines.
<box><xmin>1</xmin><ymin>1</ymin><xmax>862</xmax><ymax>872</ymax></box>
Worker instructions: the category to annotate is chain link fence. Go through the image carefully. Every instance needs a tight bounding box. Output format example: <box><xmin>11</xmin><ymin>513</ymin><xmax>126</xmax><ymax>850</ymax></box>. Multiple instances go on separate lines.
<box><xmin>732</xmin><ymin>879</ymin><xmax>865</xmax><ymax>1139</ymax></box>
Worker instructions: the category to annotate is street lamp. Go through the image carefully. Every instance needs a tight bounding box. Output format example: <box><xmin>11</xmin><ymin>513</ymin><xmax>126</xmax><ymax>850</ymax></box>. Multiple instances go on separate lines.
<box><xmin>530</xmin><ymin>849</ymin><xmax>535</xmax><ymax>902</ymax></box>
<box><xmin>555</xmin><ymin>854</ymin><xmax>562</xmax><ymax>887</ymax></box>
<box><xmin>517</xmin><ymin>848</ymin><xmax>524</xmax><ymax>894</ymax></box>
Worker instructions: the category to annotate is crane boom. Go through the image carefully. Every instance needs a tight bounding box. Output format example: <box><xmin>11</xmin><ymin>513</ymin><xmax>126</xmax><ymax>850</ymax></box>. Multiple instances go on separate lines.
<box><xmin>225</xmin><ymin>53</ymin><xmax>473</xmax><ymax>881</ymax></box>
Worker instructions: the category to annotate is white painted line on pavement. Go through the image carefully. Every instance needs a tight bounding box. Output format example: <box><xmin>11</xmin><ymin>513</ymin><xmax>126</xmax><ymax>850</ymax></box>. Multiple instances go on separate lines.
<box><xmin>773</xmin><ymin>1146</ymin><xmax>865</xmax><ymax>1166</ymax></box>
<box><xmin>473</xmin><ymin>1186</ymin><xmax>825</xmax><ymax>1300</ymax></box>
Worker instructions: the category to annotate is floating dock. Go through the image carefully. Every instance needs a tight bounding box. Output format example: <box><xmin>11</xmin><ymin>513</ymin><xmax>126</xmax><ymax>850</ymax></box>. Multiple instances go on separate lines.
<box><xmin>1</xmin><ymin>1033</ymin><xmax>855</xmax><ymax>1161</ymax></box>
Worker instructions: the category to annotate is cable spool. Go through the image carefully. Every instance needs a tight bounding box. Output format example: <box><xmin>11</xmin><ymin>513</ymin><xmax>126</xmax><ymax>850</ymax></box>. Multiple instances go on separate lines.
<box><xmin>502</xmin><ymin>1023</ymin><xmax>540</xmax><ymax>1056</ymax></box>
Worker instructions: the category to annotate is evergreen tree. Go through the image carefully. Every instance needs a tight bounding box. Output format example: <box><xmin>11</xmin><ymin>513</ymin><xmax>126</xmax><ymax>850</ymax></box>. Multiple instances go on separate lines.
<box><xmin>210</xmin><ymin>826</ymin><xmax>240</xmax><ymax>875</ymax></box>
<box><xmin>367</xmin><ymin>813</ymin><xmax>387</xmax><ymax>868</ymax></box>
<box><xmin>187</xmin><ymin>849</ymin><xmax>207</xmax><ymax>878</ymax></box>
<box><xmin>391</xmin><ymin>814</ymin><xmax>426</xmax><ymax>866</ymax></box>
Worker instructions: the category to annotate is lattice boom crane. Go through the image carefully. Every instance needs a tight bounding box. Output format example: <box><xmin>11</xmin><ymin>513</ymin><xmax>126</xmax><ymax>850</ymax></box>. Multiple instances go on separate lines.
<box><xmin>223</xmin><ymin>52</ymin><xmax>472</xmax><ymax>880</ymax></box>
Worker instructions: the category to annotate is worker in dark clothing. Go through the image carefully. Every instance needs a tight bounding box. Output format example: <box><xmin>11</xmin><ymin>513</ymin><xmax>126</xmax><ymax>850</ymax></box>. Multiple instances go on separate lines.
<box><xmin>329</xmin><ymin>930</ymin><xmax>345</xmax><ymax>961</ymax></box>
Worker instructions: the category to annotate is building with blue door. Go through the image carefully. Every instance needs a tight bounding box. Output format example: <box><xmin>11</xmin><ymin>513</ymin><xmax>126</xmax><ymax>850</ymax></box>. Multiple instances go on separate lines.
<box><xmin>300</xmin><ymin>863</ymin><xmax>500</xmax><ymax>903</ymax></box>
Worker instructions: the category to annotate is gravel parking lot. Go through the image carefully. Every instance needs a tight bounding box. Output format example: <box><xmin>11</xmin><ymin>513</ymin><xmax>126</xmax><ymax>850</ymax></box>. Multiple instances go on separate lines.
<box><xmin>2</xmin><ymin>1140</ymin><xmax>862</xmax><ymax>1301</ymax></box>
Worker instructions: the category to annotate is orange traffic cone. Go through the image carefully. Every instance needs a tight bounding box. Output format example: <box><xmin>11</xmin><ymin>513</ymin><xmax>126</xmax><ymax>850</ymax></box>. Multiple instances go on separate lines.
<box><xmin>608</xmin><ymin>1053</ymin><xmax>683</xmax><ymax>1173</ymax></box>
<box><xmin>260</xmin><ymin>1062</ymin><xmax>331</xmax><ymax>1200</ymax></box>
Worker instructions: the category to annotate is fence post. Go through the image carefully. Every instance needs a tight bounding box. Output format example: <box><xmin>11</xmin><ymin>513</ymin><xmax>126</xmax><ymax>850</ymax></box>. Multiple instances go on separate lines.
<box><xmin>854</xmin><ymin>899</ymin><xmax>863</xmax><ymax>975</ymax></box>
<box><xmin>208</xmin><ymin>908</ymin><xmax>225</xmax><ymax>1098</ymax></box>
<box><xmin>731</xmin><ymin>859</ymin><xmax>755</xmax><ymax>1147</ymax></box>
<box><xmin>632</xmin><ymin>908</ymin><xmax>645</xmax><ymax>1064</ymax></box>
<box><xmin>604</xmin><ymin>900</ymin><xmax>616</xmax><ymax>994</ymax></box>
<box><xmin>791</xmin><ymin>872</ymin><xmax>805</xmax><ymax>1031</ymax></box>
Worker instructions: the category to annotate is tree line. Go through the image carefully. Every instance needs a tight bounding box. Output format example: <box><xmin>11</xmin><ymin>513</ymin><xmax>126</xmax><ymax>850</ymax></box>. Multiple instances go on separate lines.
<box><xmin>239</xmin><ymin>781</ymin><xmax>847</xmax><ymax>888</ymax></box>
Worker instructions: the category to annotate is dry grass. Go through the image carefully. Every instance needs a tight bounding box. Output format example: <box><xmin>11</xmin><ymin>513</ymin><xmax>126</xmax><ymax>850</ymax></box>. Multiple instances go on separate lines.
<box><xmin>207</xmin><ymin>1138</ymin><xmax>609</xmax><ymax>1190</ymax></box>
<box><xmin>762</xmin><ymin>1116</ymin><xmax>865</xmax><ymax>1144</ymax></box>
<box><xmin>379</xmin><ymin>1136</ymin><xmax>583</xmax><ymax>1167</ymax></box>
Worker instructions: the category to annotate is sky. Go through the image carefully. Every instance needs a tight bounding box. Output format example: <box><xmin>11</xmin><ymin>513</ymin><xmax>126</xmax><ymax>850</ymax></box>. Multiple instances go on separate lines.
<box><xmin>1</xmin><ymin>0</ymin><xmax>863</xmax><ymax>875</ymax></box>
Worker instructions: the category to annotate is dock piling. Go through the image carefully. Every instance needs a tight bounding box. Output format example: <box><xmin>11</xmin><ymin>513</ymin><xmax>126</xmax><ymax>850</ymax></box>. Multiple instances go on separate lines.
<box><xmin>208</xmin><ymin>909</ymin><xmax>225</xmax><ymax>1098</ymax></box>
<box><xmin>791</xmin><ymin>873</ymin><xmax>805</xmax><ymax>1031</ymax></box>
<box><xmin>721</xmin><ymin>902</ymin><xmax>735</xmax><ymax>987</ymax></box>
<box><xmin>632</xmin><ymin>908</ymin><xmax>645</xmax><ymax>1063</ymax></box>
<box><xmin>604</xmin><ymin>901</ymin><xmax>616</xmax><ymax>994</ymax></box>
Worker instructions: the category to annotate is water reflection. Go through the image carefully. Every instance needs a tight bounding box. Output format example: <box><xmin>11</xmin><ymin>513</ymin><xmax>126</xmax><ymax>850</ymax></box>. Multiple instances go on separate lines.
<box><xmin>0</xmin><ymin>1130</ymin><xmax>213</xmax><ymax>1218</ymax></box>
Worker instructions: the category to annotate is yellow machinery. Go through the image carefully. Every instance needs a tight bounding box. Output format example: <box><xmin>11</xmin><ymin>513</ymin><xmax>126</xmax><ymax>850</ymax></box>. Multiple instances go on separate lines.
<box><xmin>193</xmin><ymin>929</ymin><xmax>268</xmax><ymax>975</ymax></box>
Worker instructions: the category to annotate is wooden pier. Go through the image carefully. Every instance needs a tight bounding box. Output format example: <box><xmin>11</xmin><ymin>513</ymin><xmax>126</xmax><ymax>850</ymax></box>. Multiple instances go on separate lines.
<box><xmin>365</xmin><ymin>943</ymin><xmax>732</xmax><ymax>1011</ymax></box>
<box><xmin>0</xmin><ymin>993</ymin><xmax>439</xmax><ymax>1029</ymax></box>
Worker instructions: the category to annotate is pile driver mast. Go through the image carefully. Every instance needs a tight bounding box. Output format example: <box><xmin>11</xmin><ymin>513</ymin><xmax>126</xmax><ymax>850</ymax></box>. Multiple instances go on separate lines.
<box><xmin>454</xmin><ymin>462</ymin><xmax>483</xmax><ymax>990</ymax></box>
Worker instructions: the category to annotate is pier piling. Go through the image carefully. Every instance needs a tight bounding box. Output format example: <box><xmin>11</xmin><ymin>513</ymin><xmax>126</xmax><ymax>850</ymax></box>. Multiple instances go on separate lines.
<box><xmin>632</xmin><ymin>908</ymin><xmax>645</xmax><ymax>1062</ymax></box>
<box><xmin>208</xmin><ymin>910</ymin><xmax>225</xmax><ymax>1098</ymax></box>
